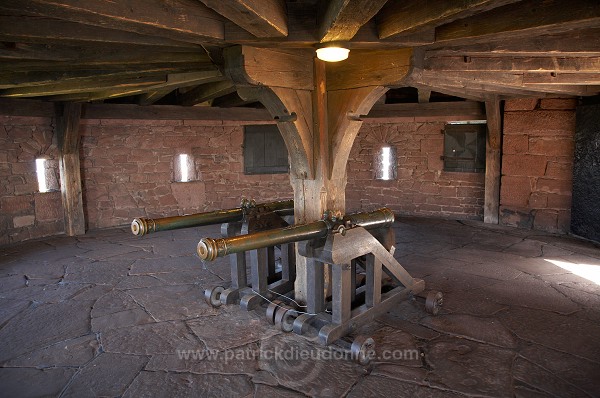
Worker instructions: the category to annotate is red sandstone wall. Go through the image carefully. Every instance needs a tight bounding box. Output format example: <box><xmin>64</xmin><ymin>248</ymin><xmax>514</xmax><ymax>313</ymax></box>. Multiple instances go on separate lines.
<box><xmin>346</xmin><ymin>122</ymin><xmax>485</xmax><ymax>219</ymax></box>
<box><xmin>500</xmin><ymin>98</ymin><xmax>576</xmax><ymax>233</ymax></box>
<box><xmin>1</xmin><ymin>98</ymin><xmax>578</xmax><ymax>244</ymax></box>
<box><xmin>80</xmin><ymin>119</ymin><xmax>292</xmax><ymax>229</ymax></box>
<box><xmin>0</xmin><ymin>116</ymin><xmax>64</xmax><ymax>245</ymax></box>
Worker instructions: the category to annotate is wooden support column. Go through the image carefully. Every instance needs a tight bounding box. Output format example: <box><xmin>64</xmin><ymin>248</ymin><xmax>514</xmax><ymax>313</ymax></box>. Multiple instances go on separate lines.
<box><xmin>225</xmin><ymin>45</ymin><xmax>412</xmax><ymax>302</ymax></box>
<box><xmin>484</xmin><ymin>98</ymin><xmax>502</xmax><ymax>224</ymax></box>
<box><xmin>55</xmin><ymin>102</ymin><xmax>85</xmax><ymax>235</ymax></box>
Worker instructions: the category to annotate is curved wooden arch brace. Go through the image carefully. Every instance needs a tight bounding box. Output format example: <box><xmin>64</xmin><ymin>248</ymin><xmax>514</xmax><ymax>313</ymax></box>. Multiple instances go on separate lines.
<box><xmin>325</xmin><ymin>48</ymin><xmax>412</xmax><ymax>182</ymax></box>
<box><xmin>328</xmin><ymin>85</ymin><xmax>388</xmax><ymax>181</ymax></box>
<box><xmin>236</xmin><ymin>86</ymin><xmax>314</xmax><ymax>180</ymax></box>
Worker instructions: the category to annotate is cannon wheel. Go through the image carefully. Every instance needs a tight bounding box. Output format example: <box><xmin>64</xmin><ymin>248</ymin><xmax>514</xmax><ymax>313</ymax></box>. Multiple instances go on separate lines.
<box><xmin>425</xmin><ymin>291</ymin><xmax>443</xmax><ymax>315</ymax></box>
<box><xmin>266</xmin><ymin>299</ymin><xmax>284</xmax><ymax>324</ymax></box>
<box><xmin>274</xmin><ymin>306</ymin><xmax>299</xmax><ymax>333</ymax></box>
<box><xmin>204</xmin><ymin>286</ymin><xmax>225</xmax><ymax>308</ymax></box>
<box><xmin>351</xmin><ymin>336</ymin><xmax>376</xmax><ymax>365</ymax></box>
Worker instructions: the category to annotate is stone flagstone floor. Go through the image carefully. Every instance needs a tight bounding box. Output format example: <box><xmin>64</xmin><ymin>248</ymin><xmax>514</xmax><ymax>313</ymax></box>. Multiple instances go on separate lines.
<box><xmin>1</xmin><ymin>217</ymin><xmax>600</xmax><ymax>397</ymax></box>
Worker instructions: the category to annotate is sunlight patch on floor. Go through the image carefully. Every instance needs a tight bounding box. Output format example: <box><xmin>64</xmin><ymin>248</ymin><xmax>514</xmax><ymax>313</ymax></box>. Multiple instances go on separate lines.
<box><xmin>545</xmin><ymin>259</ymin><xmax>600</xmax><ymax>285</ymax></box>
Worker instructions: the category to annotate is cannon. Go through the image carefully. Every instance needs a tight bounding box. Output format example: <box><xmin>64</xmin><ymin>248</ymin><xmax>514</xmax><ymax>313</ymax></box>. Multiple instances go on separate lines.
<box><xmin>198</xmin><ymin>208</ymin><xmax>395</xmax><ymax>261</ymax></box>
<box><xmin>200</xmin><ymin>207</ymin><xmax>443</xmax><ymax>363</ymax></box>
<box><xmin>131</xmin><ymin>198</ymin><xmax>293</xmax><ymax>236</ymax></box>
<box><xmin>131</xmin><ymin>198</ymin><xmax>297</xmax><ymax>312</ymax></box>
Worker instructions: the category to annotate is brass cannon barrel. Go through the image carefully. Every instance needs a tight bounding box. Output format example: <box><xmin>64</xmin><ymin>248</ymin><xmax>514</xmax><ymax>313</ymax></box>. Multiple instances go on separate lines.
<box><xmin>131</xmin><ymin>199</ymin><xmax>293</xmax><ymax>236</ymax></box>
<box><xmin>197</xmin><ymin>208</ymin><xmax>395</xmax><ymax>261</ymax></box>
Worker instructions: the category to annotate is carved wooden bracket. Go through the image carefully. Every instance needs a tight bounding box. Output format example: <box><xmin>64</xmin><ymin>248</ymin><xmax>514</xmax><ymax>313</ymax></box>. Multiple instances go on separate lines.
<box><xmin>225</xmin><ymin>45</ymin><xmax>412</xmax><ymax>184</ymax></box>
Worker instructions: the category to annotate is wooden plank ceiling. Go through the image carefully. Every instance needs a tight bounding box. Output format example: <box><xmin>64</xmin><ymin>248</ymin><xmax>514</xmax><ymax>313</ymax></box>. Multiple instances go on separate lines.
<box><xmin>1</xmin><ymin>0</ymin><xmax>599</xmax><ymax>106</ymax></box>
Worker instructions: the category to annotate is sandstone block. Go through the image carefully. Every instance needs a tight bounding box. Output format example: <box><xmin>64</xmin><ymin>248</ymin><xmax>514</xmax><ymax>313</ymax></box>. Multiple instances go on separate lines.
<box><xmin>502</xmin><ymin>154</ymin><xmax>547</xmax><ymax>177</ymax></box>
<box><xmin>500</xmin><ymin>176</ymin><xmax>531</xmax><ymax>207</ymax></box>
<box><xmin>546</xmin><ymin>193</ymin><xmax>572</xmax><ymax>209</ymax></box>
<box><xmin>1</xmin><ymin>195</ymin><xmax>34</xmax><ymax>214</ymax></box>
<box><xmin>13</xmin><ymin>215</ymin><xmax>35</xmax><ymax>228</ymax></box>
<box><xmin>529</xmin><ymin>138</ymin><xmax>574</xmax><ymax>157</ymax></box>
<box><xmin>539</xmin><ymin>98</ymin><xmax>577</xmax><ymax>110</ymax></box>
<box><xmin>504</xmin><ymin>98</ymin><xmax>538</xmax><ymax>111</ymax></box>
<box><xmin>34</xmin><ymin>192</ymin><xmax>62</xmax><ymax>221</ymax></box>
<box><xmin>171</xmin><ymin>181</ymin><xmax>206</xmax><ymax>209</ymax></box>
<box><xmin>503</xmin><ymin>134</ymin><xmax>529</xmax><ymax>154</ymax></box>
<box><xmin>536</xmin><ymin>178</ymin><xmax>572</xmax><ymax>194</ymax></box>
<box><xmin>533</xmin><ymin>209</ymin><xmax>558</xmax><ymax>232</ymax></box>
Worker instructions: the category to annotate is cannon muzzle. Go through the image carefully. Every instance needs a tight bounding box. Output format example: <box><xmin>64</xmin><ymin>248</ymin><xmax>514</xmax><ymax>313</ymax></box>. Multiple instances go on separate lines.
<box><xmin>131</xmin><ymin>199</ymin><xmax>293</xmax><ymax>236</ymax></box>
<box><xmin>197</xmin><ymin>208</ymin><xmax>394</xmax><ymax>261</ymax></box>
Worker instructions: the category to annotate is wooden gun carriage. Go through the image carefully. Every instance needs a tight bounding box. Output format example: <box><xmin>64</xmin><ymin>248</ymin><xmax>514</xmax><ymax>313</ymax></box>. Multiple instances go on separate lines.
<box><xmin>196</xmin><ymin>205</ymin><xmax>443</xmax><ymax>364</ymax></box>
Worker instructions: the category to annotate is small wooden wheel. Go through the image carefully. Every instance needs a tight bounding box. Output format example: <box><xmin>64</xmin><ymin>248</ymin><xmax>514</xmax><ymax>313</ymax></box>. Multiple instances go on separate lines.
<box><xmin>351</xmin><ymin>335</ymin><xmax>376</xmax><ymax>365</ymax></box>
<box><xmin>274</xmin><ymin>306</ymin><xmax>299</xmax><ymax>333</ymax></box>
<box><xmin>425</xmin><ymin>291</ymin><xmax>443</xmax><ymax>315</ymax></box>
<box><xmin>204</xmin><ymin>286</ymin><xmax>224</xmax><ymax>307</ymax></box>
<box><xmin>266</xmin><ymin>299</ymin><xmax>284</xmax><ymax>324</ymax></box>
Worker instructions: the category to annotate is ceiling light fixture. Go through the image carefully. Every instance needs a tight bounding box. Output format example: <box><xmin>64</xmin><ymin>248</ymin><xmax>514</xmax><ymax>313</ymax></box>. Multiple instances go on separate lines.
<box><xmin>316</xmin><ymin>42</ymin><xmax>350</xmax><ymax>62</ymax></box>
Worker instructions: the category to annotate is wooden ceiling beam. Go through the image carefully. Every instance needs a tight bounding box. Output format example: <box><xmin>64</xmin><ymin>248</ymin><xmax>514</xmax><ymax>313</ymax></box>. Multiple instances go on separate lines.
<box><xmin>422</xmin><ymin>82</ymin><xmax>555</xmax><ymax>99</ymax></box>
<box><xmin>225</xmin><ymin>46</ymin><xmax>314</xmax><ymax>90</ymax></box>
<box><xmin>434</xmin><ymin>79</ymin><xmax>595</xmax><ymax>97</ymax></box>
<box><xmin>410</xmin><ymin>82</ymin><xmax>487</xmax><ymax>101</ymax></box>
<box><xmin>427</xmin><ymin>28</ymin><xmax>600</xmax><ymax>57</ymax></box>
<box><xmin>523</xmin><ymin>73</ymin><xmax>600</xmax><ymax>85</ymax></box>
<box><xmin>136</xmin><ymin>70</ymin><xmax>229</xmax><ymax>106</ymax></box>
<box><xmin>4</xmin><ymin>62</ymin><xmax>215</xmax><ymax>77</ymax></box>
<box><xmin>0</xmin><ymin>15</ymin><xmax>200</xmax><ymax>48</ymax></box>
<box><xmin>435</xmin><ymin>0</ymin><xmax>600</xmax><ymax>44</ymax></box>
<box><xmin>224</xmin><ymin>7</ymin><xmax>434</xmax><ymax>48</ymax></box>
<box><xmin>3</xmin><ymin>50</ymin><xmax>214</xmax><ymax>72</ymax></box>
<box><xmin>0</xmin><ymin>42</ymin><xmax>203</xmax><ymax>63</ymax></box>
<box><xmin>178</xmin><ymin>81</ymin><xmax>236</xmax><ymax>106</ymax></box>
<box><xmin>42</xmin><ymin>88</ymin><xmax>159</xmax><ymax>102</ymax></box>
<box><xmin>0</xmin><ymin>69</ymin><xmax>220</xmax><ymax>90</ymax></box>
<box><xmin>80</xmin><ymin>103</ymin><xmax>274</xmax><ymax>122</ymax></box>
<box><xmin>350</xmin><ymin>21</ymin><xmax>435</xmax><ymax>47</ymax></box>
<box><xmin>199</xmin><ymin>0</ymin><xmax>287</xmax><ymax>38</ymax></box>
<box><xmin>0</xmin><ymin>97</ymin><xmax>273</xmax><ymax>121</ymax></box>
<box><xmin>362</xmin><ymin>101</ymin><xmax>486</xmax><ymax>121</ymax></box>
<box><xmin>426</xmin><ymin>70</ymin><xmax>600</xmax><ymax>95</ymax></box>
<box><xmin>318</xmin><ymin>0</ymin><xmax>387</xmax><ymax>42</ymax></box>
<box><xmin>36</xmin><ymin>71</ymin><xmax>225</xmax><ymax>102</ymax></box>
<box><xmin>0</xmin><ymin>43</ymin><xmax>72</xmax><ymax>62</ymax></box>
<box><xmin>377</xmin><ymin>0</ymin><xmax>519</xmax><ymax>39</ymax></box>
<box><xmin>0</xmin><ymin>0</ymin><xmax>225</xmax><ymax>45</ymax></box>
<box><xmin>226</xmin><ymin>27</ymin><xmax>435</xmax><ymax>48</ymax></box>
<box><xmin>0</xmin><ymin>75</ymin><xmax>167</xmax><ymax>98</ymax></box>
<box><xmin>326</xmin><ymin>48</ymin><xmax>413</xmax><ymax>90</ymax></box>
<box><xmin>410</xmin><ymin>69</ymin><xmax>596</xmax><ymax>97</ymax></box>
<box><xmin>423</xmin><ymin>71</ymin><xmax>590</xmax><ymax>95</ymax></box>
<box><xmin>425</xmin><ymin>56</ymin><xmax>600</xmax><ymax>73</ymax></box>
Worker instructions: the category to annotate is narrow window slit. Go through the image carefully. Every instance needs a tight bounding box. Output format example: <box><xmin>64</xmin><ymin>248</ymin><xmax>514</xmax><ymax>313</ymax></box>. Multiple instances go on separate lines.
<box><xmin>179</xmin><ymin>154</ymin><xmax>189</xmax><ymax>182</ymax></box>
<box><xmin>36</xmin><ymin>158</ymin><xmax>48</xmax><ymax>192</ymax></box>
